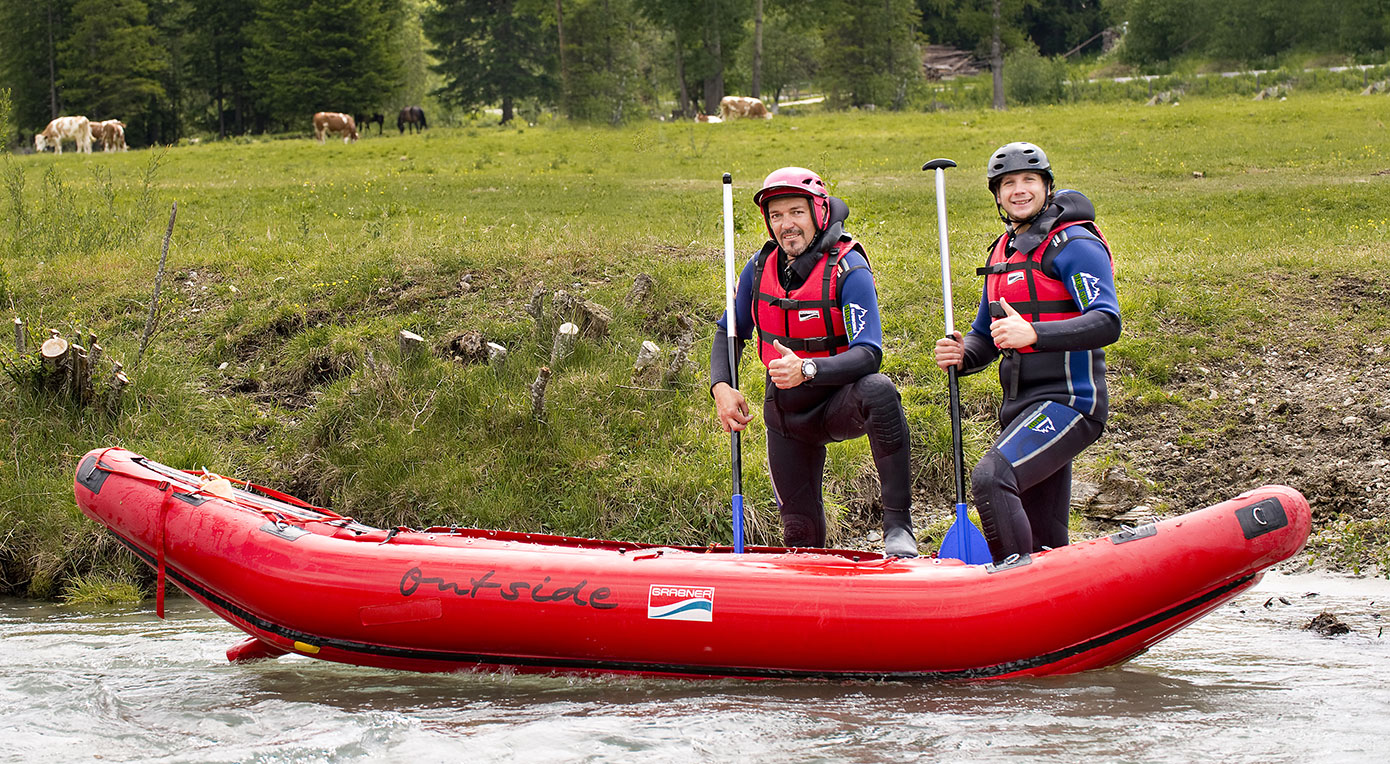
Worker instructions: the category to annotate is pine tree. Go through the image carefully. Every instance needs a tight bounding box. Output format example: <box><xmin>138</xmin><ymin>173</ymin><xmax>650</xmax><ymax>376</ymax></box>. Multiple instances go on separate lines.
<box><xmin>57</xmin><ymin>0</ymin><xmax>168</xmax><ymax>126</ymax></box>
<box><xmin>423</xmin><ymin>0</ymin><xmax>555</xmax><ymax>124</ymax></box>
<box><xmin>246</xmin><ymin>0</ymin><xmax>404</xmax><ymax>131</ymax></box>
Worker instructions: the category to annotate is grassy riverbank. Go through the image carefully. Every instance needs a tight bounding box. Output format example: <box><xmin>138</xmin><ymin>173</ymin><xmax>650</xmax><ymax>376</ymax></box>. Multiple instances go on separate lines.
<box><xmin>3</xmin><ymin>93</ymin><xmax>1389</xmax><ymax>600</ymax></box>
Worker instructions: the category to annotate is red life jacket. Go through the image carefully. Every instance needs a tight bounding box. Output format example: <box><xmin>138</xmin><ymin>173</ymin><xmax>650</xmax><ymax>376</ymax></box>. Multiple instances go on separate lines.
<box><xmin>980</xmin><ymin>221</ymin><xmax>1112</xmax><ymax>354</ymax></box>
<box><xmin>753</xmin><ymin>238</ymin><xmax>866</xmax><ymax>368</ymax></box>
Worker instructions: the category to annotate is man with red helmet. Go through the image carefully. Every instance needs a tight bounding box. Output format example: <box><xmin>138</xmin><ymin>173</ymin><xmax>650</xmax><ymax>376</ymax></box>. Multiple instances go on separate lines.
<box><xmin>711</xmin><ymin>167</ymin><xmax>918</xmax><ymax>558</ymax></box>
<box><xmin>934</xmin><ymin>142</ymin><xmax>1121</xmax><ymax>563</ymax></box>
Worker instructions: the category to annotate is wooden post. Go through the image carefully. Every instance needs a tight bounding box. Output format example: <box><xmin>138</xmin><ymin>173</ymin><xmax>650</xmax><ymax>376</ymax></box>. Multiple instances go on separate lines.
<box><xmin>633</xmin><ymin>340</ymin><xmax>661</xmax><ymax>383</ymax></box>
<box><xmin>487</xmin><ymin>342</ymin><xmax>508</xmax><ymax>367</ymax></box>
<box><xmin>398</xmin><ymin>330</ymin><xmax>426</xmax><ymax>358</ymax></box>
<box><xmin>549</xmin><ymin>322</ymin><xmax>579</xmax><ymax>366</ymax></box>
<box><xmin>529</xmin><ymin>366</ymin><xmax>552</xmax><ymax>420</ymax></box>
<box><xmin>88</xmin><ymin>342</ymin><xmax>103</xmax><ymax>371</ymax></box>
<box><xmin>13</xmin><ymin>318</ymin><xmax>23</xmax><ymax>355</ymax></box>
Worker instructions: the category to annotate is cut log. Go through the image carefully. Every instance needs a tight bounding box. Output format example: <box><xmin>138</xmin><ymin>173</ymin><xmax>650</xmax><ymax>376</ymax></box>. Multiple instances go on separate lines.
<box><xmin>530</xmin><ymin>366</ymin><xmax>552</xmax><ymax>420</ymax></box>
<box><xmin>398</xmin><ymin>330</ymin><xmax>427</xmax><ymax>358</ymax></box>
<box><xmin>13</xmin><ymin>318</ymin><xmax>23</xmax><ymax>355</ymax></box>
<box><xmin>550</xmin><ymin>322</ymin><xmax>580</xmax><ymax>366</ymax></box>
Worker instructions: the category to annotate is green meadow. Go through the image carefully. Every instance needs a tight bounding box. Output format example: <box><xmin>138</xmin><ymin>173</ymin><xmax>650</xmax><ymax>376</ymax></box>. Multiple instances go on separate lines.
<box><xmin>3</xmin><ymin>93</ymin><xmax>1389</xmax><ymax>599</ymax></box>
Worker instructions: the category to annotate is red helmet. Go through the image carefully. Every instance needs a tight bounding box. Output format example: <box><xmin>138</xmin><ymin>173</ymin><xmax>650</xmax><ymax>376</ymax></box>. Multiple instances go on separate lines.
<box><xmin>753</xmin><ymin>167</ymin><xmax>830</xmax><ymax>238</ymax></box>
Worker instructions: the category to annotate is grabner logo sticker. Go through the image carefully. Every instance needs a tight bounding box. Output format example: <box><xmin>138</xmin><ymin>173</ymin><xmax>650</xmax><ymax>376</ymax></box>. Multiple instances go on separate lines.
<box><xmin>648</xmin><ymin>584</ymin><xmax>714</xmax><ymax>622</ymax></box>
<box><xmin>797</xmin><ymin>309</ymin><xmax>821</xmax><ymax>322</ymax></box>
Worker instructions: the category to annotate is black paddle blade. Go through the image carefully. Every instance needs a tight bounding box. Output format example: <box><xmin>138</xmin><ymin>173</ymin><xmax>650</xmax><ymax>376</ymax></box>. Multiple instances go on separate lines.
<box><xmin>922</xmin><ymin>158</ymin><xmax>957</xmax><ymax>171</ymax></box>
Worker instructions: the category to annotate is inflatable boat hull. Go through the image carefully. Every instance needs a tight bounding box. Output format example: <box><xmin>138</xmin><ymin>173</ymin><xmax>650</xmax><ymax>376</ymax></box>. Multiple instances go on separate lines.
<box><xmin>74</xmin><ymin>447</ymin><xmax>1311</xmax><ymax>680</ymax></box>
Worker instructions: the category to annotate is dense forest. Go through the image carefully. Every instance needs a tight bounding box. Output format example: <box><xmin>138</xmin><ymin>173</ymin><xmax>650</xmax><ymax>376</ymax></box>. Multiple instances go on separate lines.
<box><xmin>1</xmin><ymin>0</ymin><xmax>1387</xmax><ymax>146</ymax></box>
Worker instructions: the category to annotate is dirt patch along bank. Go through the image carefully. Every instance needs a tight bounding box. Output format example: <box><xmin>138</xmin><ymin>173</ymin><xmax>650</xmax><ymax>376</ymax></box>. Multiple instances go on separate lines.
<box><xmin>1083</xmin><ymin>275</ymin><xmax>1390</xmax><ymax>575</ymax></box>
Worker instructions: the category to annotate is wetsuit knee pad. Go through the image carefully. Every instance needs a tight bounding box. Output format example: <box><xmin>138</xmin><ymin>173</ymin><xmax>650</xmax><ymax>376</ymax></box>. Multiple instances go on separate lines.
<box><xmin>780</xmin><ymin>511</ymin><xmax>825</xmax><ymax>548</ymax></box>
<box><xmin>858</xmin><ymin>373</ymin><xmax>906</xmax><ymax>453</ymax></box>
<box><xmin>971</xmin><ymin>450</ymin><xmax>1017</xmax><ymax>501</ymax></box>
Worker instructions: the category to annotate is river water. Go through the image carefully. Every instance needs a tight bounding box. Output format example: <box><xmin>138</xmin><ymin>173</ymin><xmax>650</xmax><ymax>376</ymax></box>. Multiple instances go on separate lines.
<box><xmin>2</xmin><ymin>572</ymin><xmax>1386</xmax><ymax>763</ymax></box>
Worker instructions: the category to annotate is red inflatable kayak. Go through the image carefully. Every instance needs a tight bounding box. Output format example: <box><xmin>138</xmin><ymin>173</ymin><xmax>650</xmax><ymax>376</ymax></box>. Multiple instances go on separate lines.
<box><xmin>74</xmin><ymin>446</ymin><xmax>1311</xmax><ymax>680</ymax></box>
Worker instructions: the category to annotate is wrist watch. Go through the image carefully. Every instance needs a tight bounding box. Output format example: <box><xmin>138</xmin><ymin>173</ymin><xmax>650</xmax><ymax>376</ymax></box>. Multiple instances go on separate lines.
<box><xmin>801</xmin><ymin>359</ymin><xmax>817</xmax><ymax>382</ymax></box>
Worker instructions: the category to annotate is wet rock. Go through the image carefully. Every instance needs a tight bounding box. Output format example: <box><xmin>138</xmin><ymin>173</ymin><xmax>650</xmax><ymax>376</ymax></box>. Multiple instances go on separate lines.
<box><xmin>1305</xmin><ymin>611</ymin><xmax>1351</xmax><ymax>636</ymax></box>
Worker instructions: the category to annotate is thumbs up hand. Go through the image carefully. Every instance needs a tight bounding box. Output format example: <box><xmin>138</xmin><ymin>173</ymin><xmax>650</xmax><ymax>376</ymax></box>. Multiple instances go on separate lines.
<box><xmin>989</xmin><ymin>297</ymin><xmax>1038</xmax><ymax>350</ymax></box>
<box><xmin>769</xmin><ymin>339</ymin><xmax>806</xmax><ymax>389</ymax></box>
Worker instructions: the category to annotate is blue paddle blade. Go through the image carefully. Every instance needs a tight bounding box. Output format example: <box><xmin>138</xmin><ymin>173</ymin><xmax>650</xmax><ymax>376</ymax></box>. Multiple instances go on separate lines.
<box><xmin>938</xmin><ymin>503</ymin><xmax>992</xmax><ymax>564</ymax></box>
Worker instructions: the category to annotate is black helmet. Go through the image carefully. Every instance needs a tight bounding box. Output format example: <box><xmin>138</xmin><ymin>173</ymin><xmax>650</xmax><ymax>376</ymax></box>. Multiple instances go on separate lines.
<box><xmin>986</xmin><ymin>142</ymin><xmax>1053</xmax><ymax>193</ymax></box>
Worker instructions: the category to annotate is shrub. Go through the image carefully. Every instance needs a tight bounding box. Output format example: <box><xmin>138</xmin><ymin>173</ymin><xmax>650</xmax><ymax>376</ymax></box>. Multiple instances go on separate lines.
<box><xmin>1004</xmin><ymin>45</ymin><xmax>1068</xmax><ymax>106</ymax></box>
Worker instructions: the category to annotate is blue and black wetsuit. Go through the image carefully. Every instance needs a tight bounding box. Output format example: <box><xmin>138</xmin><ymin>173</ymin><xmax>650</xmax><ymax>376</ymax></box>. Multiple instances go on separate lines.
<box><xmin>956</xmin><ymin>191</ymin><xmax>1121</xmax><ymax>561</ymax></box>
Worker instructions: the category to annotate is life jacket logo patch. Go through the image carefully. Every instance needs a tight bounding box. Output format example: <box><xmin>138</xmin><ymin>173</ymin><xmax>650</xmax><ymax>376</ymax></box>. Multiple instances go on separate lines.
<box><xmin>845</xmin><ymin>303</ymin><xmax>867</xmax><ymax>340</ymax></box>
<box><xmin>797</xmin><ymin>309</ymin><xmax>821</xmax><ymax>322</ymax></box>
<box><xmin>1025</xmin><ymin>413</ymin><xmax>1056</xmax><ymax>434</ymax></box>
<box><xmin>1007</xmin><ymin>272</ymin><xmax>1026</xmax><ymax>285</ymax></box>
<box><xmin>648</xmin><ymin>585</ymin><xmax>714</xmax><ymax>622</ymax></box>
<box><xmin>1073</xmin><ymin>272</ymin><xmax>1101</xmax><ymax>308</ymax></box>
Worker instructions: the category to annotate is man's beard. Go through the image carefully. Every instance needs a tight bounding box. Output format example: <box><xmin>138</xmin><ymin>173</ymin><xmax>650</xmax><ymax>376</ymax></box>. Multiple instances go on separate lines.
<box><xmin>780</xmin><ymin>229</ymin><xmax>809</xmax><ymax>257</ymax></box>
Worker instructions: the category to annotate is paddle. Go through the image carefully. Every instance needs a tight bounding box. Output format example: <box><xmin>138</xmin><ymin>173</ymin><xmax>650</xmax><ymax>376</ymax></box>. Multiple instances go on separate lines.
<box><xmin>923</xmin><ymin>158</ymin><xmax>992</xmax><ymax>565</ymax></box>
<box><xmin>722</xmin><ymin>172</ymin><xmax>745</xmax><ymax>553</ymax></box>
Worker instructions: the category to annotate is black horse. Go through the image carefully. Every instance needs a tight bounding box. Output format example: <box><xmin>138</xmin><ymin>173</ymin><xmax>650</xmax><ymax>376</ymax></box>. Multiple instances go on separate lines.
<box><xmin>398</xmin><ymin>106</ymin><xmax>427</xmax><ymax>134</ymax></box>
<box><xmin>354</xmin><ymin>113</ymin><xmax>385</xmax><ymax>135</ymax></box>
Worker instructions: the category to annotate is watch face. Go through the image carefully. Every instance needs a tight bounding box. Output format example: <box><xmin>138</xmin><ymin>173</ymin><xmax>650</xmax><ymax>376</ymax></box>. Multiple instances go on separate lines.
<box><xmin>802</xmin><ymin>360</ymin><xmax>816</xmax><ymax>378</ymax></box>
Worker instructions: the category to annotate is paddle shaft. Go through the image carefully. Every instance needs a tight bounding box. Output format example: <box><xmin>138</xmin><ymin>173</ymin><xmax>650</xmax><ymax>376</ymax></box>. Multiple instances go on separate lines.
<box><xmin>928</xmin><ymin>159</ymin><xmax>968</xmax><ymax>505</ymax></box>
<box><xmin>722</xmin><ymin>173</ymin><xmax>745</xmax><ymax>553</ymax></box>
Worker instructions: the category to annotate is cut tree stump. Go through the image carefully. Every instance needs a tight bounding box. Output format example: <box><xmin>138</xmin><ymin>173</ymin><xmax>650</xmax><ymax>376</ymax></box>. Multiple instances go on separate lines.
<box><xmin>627</xmin><ymin>273</ymin><xmax>655</xmax><ymax>304</ymax></box>
<box><xmin>487</xmin><ymin>342</ymin><xmax>508</xmax><ymax>367</ymax></box>
<box><xmin>398</xmin><ymin>330</ymin><xmax>427</xmax><ymax>357</ymax></box>
<box><xmin>530</xmin><ymin>366</ymin><xmax>552</xmax><ymax>420</ymax></box>
<box><xmin>552</xmin><ymin>290</ymin><xmax>611</xmax><ymax>339</ymax></box>
<box><xmin>550</xmin><ymin>322</ymin><xmax>580</xmax><ymax>366</ymax></box>
<box><xmin>662</xmin><ymin>315</ymin><xmax>697</xmax><ymax>385</ymax></box>
<box><xmin>13</xmin><ymin>318</ymin><xmax>23</xmax><ymax>354</ymax></box>
<box><xmin>633</xmin><ymin>340</ymin><xmax>661</xmax><ymax>383</ymax></box>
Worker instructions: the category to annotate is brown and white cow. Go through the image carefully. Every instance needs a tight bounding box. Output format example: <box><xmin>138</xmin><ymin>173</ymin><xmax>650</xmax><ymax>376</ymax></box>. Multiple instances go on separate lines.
<box><xmin>92</xmin><ymin>119</ymin><xmax>128</xmax><ymax>152</ymax></box>
<box><xmin>694</xmin><ymin>113</ymin><xmax>723</xmax><ymax>123</ymax></box>
<box><xmin>718</xmin><ymin>96</ymin><xmax>773</xmax><ymax>120</ymax></box>
<box><xmin>35</xmin><ymin>116</ymin><xmax>94</xmax><ymax>154</ymax></box>
<box><xmin>312</xmin><ymin>112</ymin><xmax>359</xmax><ymax>143</ymax></box>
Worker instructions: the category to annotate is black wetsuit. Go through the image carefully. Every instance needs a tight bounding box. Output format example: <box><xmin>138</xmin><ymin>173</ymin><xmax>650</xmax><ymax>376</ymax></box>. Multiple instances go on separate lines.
<box><xmin>712</xmin><ymin>213</ymin><xmax>912</xmax><ymax>550</ymax></box>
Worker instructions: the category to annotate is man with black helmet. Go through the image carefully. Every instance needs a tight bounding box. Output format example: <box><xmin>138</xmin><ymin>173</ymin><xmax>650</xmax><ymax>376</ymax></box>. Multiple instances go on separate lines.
<box><xmin>933</xmin><ymin>143</ymin><xmax>1121</xmax><ymax>563</ymax></box>
<box><xmin>711</xmin><ymin>167</ymin><xmax>918</xmax><ymax>558</ymax></box>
